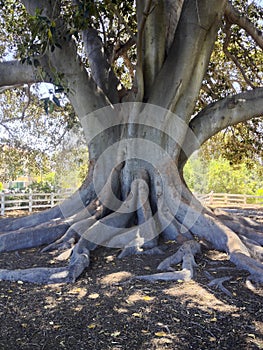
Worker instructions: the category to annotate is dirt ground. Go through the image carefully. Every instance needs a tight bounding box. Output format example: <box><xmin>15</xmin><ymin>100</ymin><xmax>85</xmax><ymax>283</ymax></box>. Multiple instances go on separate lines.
<box><xmin>0</xmin><ymin>210</ymin><xmax>262</xmax><ymax>350</ymax></box>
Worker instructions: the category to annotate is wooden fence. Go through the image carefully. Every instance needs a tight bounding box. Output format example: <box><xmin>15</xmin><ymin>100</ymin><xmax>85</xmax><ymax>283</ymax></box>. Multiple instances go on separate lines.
<box><xmin>197</xmin><ymin>192</ymin><xmax>263</xmax><ymax>208</ymax></box>
<box><xmin>0</xmin><ymin>191</ymin><xmax>72</xmax><ymax>216</ymax></box>
<box><xmin>1</xmin><ymin>191</ymin><xmax>262</xmax><ymax>216</ymax></box>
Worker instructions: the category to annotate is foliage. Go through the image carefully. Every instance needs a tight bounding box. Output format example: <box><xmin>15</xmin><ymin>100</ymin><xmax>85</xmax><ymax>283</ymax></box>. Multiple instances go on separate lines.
<box><xmin>0</xmin><ymin>0</ymin><xmax>263</xmax><ymax>184</ymax></box>
<box><xmin>184</xmin><ymin>155</ymin><xmax>263</xmax><ymax>195</ymax></box>
<box><xmin>27</xmin><ymin>180</ymin><xmax>54</xmax><ymax>193</ymax></box>
<box><xmin>0</xmin><ymin>145</ymin><xmax>51</xmax><ymax>182</ymax></box>
<box><xmin>196</xmin><ymin>0</ymin><xmax>263</xmax><ymax>163</ymax></box>
<box><xmin>52</xmin><ymin>144</ymin><xmax>89</xmax><ymax>190</ymax></box>
<box><xmin>199</xmin><ymin>119</ymin><xmax>263</xmax><ymax>168</ymax></box>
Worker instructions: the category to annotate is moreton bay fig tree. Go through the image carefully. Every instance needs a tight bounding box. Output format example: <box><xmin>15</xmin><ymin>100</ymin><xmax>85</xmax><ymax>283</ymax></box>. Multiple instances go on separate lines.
<box><xmin>0</xmin><ymin>0</ymin><xmax>262</xmax><ymax>286</ymax></box>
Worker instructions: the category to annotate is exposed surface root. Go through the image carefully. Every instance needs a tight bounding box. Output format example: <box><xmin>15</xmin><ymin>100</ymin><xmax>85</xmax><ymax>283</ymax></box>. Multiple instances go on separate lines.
<box><xmin>0</xmin><ymin>248</ymin><xmax>90</xmax><ymax>284</ymax></box>
<box><xmin>0</xmin><ymin>221</ymin><xmax>69</xmax><ymax>253</ymax></box>
<box><xmin>220</xmin><ymin>219</ymin><xmax>263</xmax><ymax>245</ymax></box>
<box><xmin>0</xmin><ymin>185</ymin><xmax>96</xmax><ymax>234</ymax></box>
<box><xmin>214</xmin><ymin>208</ymin><xmax>263</xmax><ymax>231</ymax></box>
<box><xmin>205</xmin><ymin>272</ymin><xmax>233</xmax><ymax>297</ymax></box>
<box><xmin>134</xmin><ymin>240</ymin><xmax>201</xmax><ymax>282</ymax></box>
<box><xmin>135</xmin><ymin>270</ymin><xmax>193</xmax><ymax>282</ymax></box>
<box><xmin>0</xmin><ymin>166</ymin><xmax>262</xmax><ymax>286</ymax></box>
<box><xmin>157</xmin><ymin>240</ymin><xmax>201</xmax><ymax>271</ymax></box>
<box><xmin>230</xmin><ymin>252</ymin><xmax>263</xmax><ymax>283</ymax></box>
<box><xmin>239</xmin><ymin>235</ymin><xmax>263</xmax><ymax>262</ymax></box>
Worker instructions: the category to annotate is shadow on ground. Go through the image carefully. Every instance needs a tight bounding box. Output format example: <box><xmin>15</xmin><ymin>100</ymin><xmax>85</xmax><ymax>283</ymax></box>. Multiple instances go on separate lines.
<box><xmin>0</xmin><ymin>238</ymin><xmax>262</xmax><ymax>350</ymax></box>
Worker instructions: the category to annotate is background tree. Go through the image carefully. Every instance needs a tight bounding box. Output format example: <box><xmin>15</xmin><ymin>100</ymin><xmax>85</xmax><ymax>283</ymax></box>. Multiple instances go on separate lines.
<box><xmin>184</xmin><ymin>155</ymin><xmax>263</xmax><ymax>195</ymax></box>
<box><xmin>0</xmin><ymin>0</ymin><xmax>262</xmax><ymax>286</ymax></box>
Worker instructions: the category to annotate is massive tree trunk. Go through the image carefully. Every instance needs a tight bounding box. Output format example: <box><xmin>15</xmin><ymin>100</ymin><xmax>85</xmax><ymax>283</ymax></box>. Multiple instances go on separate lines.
<box><xmin>0</xmin><ymin>0</ymin><xmax>262</xmax><ymax>286</ymax></box>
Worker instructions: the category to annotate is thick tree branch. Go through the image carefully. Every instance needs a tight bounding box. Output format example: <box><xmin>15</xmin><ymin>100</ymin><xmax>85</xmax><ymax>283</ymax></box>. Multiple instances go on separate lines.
<box><xmin>137</xmin><ymin>0</ymin><xmax>165</xmax><ymax>101</ymax></box>
<box><xmin>135</xmin><ymin>0</ymin><xmax>153</xmax><ymax>102</ymax></box>
<box><xmin>21</xmin><ymin>0</ymin><xmax>60</xmax><ymax>18</ymax></box>
<box><xmin>114</xmin><ymin>38</ymin><xmax>136</xmax><ymax>60</ymax></box>
<box><xmin>20</xmin><ymin>0</ymin><xmax>110</xmax><ymax>120</ymax></box>
<box><xmin>82</xmin><ymin>28</ymin><xmax>121</xmax><ymax>104</ymax></box>
<box><xmin>182</xmin><ymin>88</ymin><xmax>263</xmax><ymax>160</ymax></box>
<box><xmin>225</xmin><ymin>1</ymin><xmax>263</xmax><ymax>50</ymax></box>
<box><xmin>164</xmin><ymin>0</ymin><xmax>184</xmax><ymax>54</ymax></box>
<box><xmin>0</xmin><ymin>61</ymin><xmax>38</xmax><ymax>92</ymax></box>
<box><xmin>148</xmin><ymin>0</ymin><xmax>227</xmax><ymax>122</ymax></box>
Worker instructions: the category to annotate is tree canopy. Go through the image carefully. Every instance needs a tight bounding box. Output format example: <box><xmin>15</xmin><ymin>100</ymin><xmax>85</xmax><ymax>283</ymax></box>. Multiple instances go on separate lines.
<box><xmin>1</xmin><ymin>0</ymin><xmax>263</xmax><ymax>169</ymax></box>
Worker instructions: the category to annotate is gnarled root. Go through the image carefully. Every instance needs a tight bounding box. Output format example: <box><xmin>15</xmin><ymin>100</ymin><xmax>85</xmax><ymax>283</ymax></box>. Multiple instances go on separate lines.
<box><xmin>0</xmin><ymin>164</ymin><xmax>262</xmax><ymax>287</ymax></box>
<box><xmin>135</xmin><ymin>240</ymin><xmax>201</xmax><ymax>282</ymax></box>
<box><xmin>205</xmin><ymin>272</ymin><xmax>232</xmax><ymax>297</ymax></box>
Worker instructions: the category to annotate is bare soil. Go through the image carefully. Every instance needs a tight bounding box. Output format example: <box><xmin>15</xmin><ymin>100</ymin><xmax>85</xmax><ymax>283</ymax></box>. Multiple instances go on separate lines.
<box><xmin>0</xmin><ymin>210</ymin><xmax>262</xmax><ymax>350</ymax></box>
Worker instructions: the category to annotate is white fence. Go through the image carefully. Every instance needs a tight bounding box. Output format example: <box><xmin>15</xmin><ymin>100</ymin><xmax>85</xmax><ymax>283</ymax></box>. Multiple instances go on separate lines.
<box><xmin>0</xmin><ymin>191</ymin><xmax>72</xmax><ymax>216</ymax></box>
<box><xmin>197</xmin><ymin>192</ymin><xmax>263</xmax><ymax>208</ymax></box>
<box><xmin>1</xmin><ymin>191</ymin><xmax>262</xmax><ymax>216</ymax></box>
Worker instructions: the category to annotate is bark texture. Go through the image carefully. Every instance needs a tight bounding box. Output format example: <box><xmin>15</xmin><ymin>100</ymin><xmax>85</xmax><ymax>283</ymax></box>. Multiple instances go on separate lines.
<box><xmin>0</xmin><ymin>0</ymin><xmax>262</xmax><ymax>287</ymax></box>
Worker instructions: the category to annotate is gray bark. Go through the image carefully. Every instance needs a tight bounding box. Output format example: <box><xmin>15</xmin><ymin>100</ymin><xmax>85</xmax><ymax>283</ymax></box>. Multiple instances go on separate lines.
<box><xmin>0</xmin><ymin>61</ymin><xmax>38</xmax><ymax>92</ymax></box>
<box><xmin>82</xmin><ymin>28</ymin><xmax>120</xmax><ymax>103</ymax></box>
<box><xmin>148</xmin><ymin>0</ymin><xmax>227</xmax><ymax>121</ymax></box>
<box><xmin>0</xmin><ymin>0</ymin><xmax>262</xmax><ymax>286</ymax></box>
<box><xmin>181</xmin><ymin>88</ymin><xmax>263</xmax><ymax>161</ymax></box>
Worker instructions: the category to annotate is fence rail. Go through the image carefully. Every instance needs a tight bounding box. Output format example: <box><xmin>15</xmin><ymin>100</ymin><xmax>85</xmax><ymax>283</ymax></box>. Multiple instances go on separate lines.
<box><xmin>1</xmin><ymin>191</ymin><xmax>262</xmax><ymax>216</ymax></box>
<box><xmin>0</xmin><ymin>191</ymin><xmax>72</xmax><ymax>216</ymax></box>
<box><xmin>196</xmin><ymin>192</ymin><xmax>263</xmax><ymax>208</ymax></box>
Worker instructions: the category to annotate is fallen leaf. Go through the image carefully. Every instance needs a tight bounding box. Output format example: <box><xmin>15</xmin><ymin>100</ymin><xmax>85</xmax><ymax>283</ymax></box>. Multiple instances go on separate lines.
<box><xmin>143</xmin><ymin>296</ymin><xmax>154</xmax><ymax>301</ymax></box>
<box><xmin>155</xmin><ymin>331</ymin><xmax>168</xmax><ymax>337</ymax></box>
<box><xmin>87</xmin><ymin>323</ymin><xmax>97</xmax><ymax>329</ymax></box>
<box><xmin>88</xmin><ymin>293</ymin><xmax>100</xmax><ymax>299</ymax></box>
<box><xmin>69</xmin><ymin>288</ymin><xmax>82</xmax><ymax>294</ymax></box>
<box><xmin>111</xmin><ymin>331</ymin><xmax>121</xmax><ymax>337</ymax></box>
<box><xmin>105</xmin><ymin>255</ymin><xmax>114</xmax><ymax>263</ymax></box>
<box><xmin>53</xmin><ymin>325</ymin><xmax>62</xmax><ymax>329</ymax></box>
<box><xmin>132</xmin><ymin>312</ymin><xmax>142</xmax><ymax>318</ymax></box>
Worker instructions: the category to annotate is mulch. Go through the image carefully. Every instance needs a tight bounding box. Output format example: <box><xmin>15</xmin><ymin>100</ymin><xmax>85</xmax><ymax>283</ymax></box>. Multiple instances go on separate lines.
<box><xmin>0</xmin><ymin>210</ymin><xmax>262</xmax><ymax>350</ymax></box>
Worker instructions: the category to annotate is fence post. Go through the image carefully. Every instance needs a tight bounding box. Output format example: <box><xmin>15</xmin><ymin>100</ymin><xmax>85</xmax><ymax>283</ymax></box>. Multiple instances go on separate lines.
<box><xmin>209</xmin><ymin>191</ymin><xmax>214</xmax><ymax>205</ymax></box>
<box><xmin>51</xmin><ymin>193</ymin><xmax>54</xmax><ymax>207</ymax></box>
<box><xmin>29</xmin><ymin>193</ymin><xmax>32</xmax><ymax>213</ymax></box>
<box><xmin>1</xmin><ymin>193</ymin><xmax>5</xmax><ymax>216</ymax></box>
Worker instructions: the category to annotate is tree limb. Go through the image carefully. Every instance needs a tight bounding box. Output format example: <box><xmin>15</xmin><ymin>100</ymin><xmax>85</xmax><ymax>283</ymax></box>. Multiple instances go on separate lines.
<box><xmin>113</xmin><ymin>38</ymin><xmax>136</xmax><ymax>60</ymax></box>
<box><xmin>182</xmin><ymin>88</ymin><xmax>263</xmax><ymax>159</ymax></box>
<box><xmin>164</xmin><ymin>0</ymin><xmax>184</xmax><ymax>54</ymax></box>
<box><xmin>82</xmin><ymin>27</ymin><xmax>121</xmax><ymax>104</ymax></box>
<box><xmin>138</xmin><ymin>0</ymin><xmax>166</xmax><ymax>101</ymax></box>
<box><xmin>225</xmin><ymin>1</ymin><xmax>263</xmax><ymax>50</ymax></box>
<box><xmin>135</xmin><ymin>0</ymin><xmax>153</xmax><ymax>102</ymax></box>
<box><xmin>148</xmin><ymin>0</ymin><xmax>227</xmax><ymax>122</ymax></box>
<box><xmin>20</xmin><ymin>0</ymin><xmax>110</xmax><ymax>121</ymax></box>
<box><xmin>0</xmin><ymin>61</ymin><xmax>38</xmax><ymax>92</ymax></box>
<box><xmin>21</xmin><ymin>0</ymin><xmax>60</xmax><ymax>18</ymax></box>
